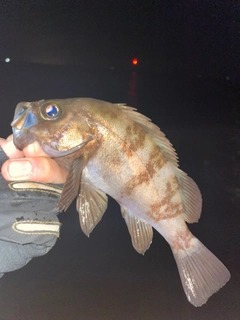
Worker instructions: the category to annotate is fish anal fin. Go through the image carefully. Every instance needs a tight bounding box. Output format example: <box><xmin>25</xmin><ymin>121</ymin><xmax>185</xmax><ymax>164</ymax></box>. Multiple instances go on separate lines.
<box><xmin>176</xmin><ymin>169</ymin><xmax>202</xmax><ymax>223</ymax></box>
<box><xmin>121</xmin><ymin>206</ymin><xmax>153</xmax><ymax>255</ymax></box>
<box><xmin>171</xmin><ymin>237</ymin><xmax>230</xmax><ymax>306</ymax></box>
<box><xmin>76</xmin><ymin>181</ymin><xmax>108</xmax><ymax>237</ymax></box>
<box><xmin>57</xmin><ymin>156</ymin><xmax>85</xmax><ymax>212</ymax></box>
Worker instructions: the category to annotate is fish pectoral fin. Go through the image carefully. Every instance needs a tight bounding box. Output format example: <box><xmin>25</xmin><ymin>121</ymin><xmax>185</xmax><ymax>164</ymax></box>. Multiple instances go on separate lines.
<box><xmin>121</xmin><ymin>206</ymin><xmax>153</xmax><ymax>255</ymax></box>
<box><xmin>76</xmin><ymin>181</ymin><xmax>108</xmax><ymax>237</ymax></box>
<box><xmin>57</xmin><ymin>156</ymin><xmax>86</xmax><ymax>212</ymax></box>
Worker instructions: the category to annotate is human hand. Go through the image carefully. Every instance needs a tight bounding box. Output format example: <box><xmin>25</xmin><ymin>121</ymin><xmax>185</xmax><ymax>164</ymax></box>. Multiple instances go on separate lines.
<box><xmin>0</xmin><ymin>135</ymin><xmax>64</xmax><ymax>278</ymax></box>
<box><xmin>0</xmin><ymin>134</ymin><xmax>67</xmax><ymax>184</ymax></box>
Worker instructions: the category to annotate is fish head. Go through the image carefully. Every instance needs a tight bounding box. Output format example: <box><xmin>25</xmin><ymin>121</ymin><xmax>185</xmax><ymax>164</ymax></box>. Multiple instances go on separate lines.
<box><xmin>11</xmin><ymin>98</ymin><xmax>96</xmax><ymax>157</ymax></box>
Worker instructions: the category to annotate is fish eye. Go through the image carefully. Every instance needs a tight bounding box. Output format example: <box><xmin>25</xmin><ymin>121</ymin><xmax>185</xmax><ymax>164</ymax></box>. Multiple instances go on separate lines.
<box><xmin>40</xmin><ymin>103</ymin><xmax>62</xmax><ymax>120</ymax></box>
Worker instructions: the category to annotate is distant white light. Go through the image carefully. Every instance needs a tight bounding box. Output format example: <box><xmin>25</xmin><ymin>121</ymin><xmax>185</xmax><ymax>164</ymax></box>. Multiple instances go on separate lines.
<box><xmin>226</xmin><ymin>76</ymin><xmax>230</xmax><ymax>81</ymax></box>
<box><xmin>5</xmin><ymin>58</ymin><xmax>10</xmax><ymax>63</ymax></box>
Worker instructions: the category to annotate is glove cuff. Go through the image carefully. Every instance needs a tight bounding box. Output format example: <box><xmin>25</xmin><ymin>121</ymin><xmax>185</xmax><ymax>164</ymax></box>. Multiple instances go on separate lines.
<box><xmin>0</xmin><ymin>146</ymin><xmax>9</xmax><ymax>167</ymax></box>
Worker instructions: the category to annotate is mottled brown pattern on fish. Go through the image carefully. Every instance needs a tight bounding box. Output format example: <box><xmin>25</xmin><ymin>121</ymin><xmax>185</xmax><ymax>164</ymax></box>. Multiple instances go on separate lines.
<box><xmin>149</xmin><ymin>201</ymin><xmax>182</xmax><ymax>222</ymax></box>
<box><xmin>110</xmin><ymin>152</ymin><xmax>122</xmax><ymax>169</ymax></box>
<box><xmin>123</xmin><ymin>170</ymin><xmax>151</xmax><ymax>196</ymax></box>
<box><xmin>107</xmin><ymin>107</ymin><xmax>119</xmax><ymax>119</ymax></box>
<box><xmin>146</xmin><ymin>147</ymin><xmax>166</xmax><ymax>177</ymax></box>
<box><xmin>123</xmin><ymin>122</ymin><xmax>146</xmax><ymax>153</ymax></box>
<box><xmin>118</xmin><ymin>140</ymin><xmax>134</xmax><ymax>158</ymax></box>
<box><xmin>148</xmin><ymin>180</ymin><xmax>182</xmax><ymax>222</ymax></box>
<box><xmin>171</xmin><ymin>229</ymin><xmax>193</xmax><ymax>250</ymax></box>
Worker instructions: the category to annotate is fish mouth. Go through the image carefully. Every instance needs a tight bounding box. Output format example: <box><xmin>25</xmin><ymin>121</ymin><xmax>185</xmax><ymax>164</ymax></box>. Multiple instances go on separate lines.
<box><xmin>11</xmin><ymin>102</ymin><xmax>38</xmax><ymax>150</ymax></box>
<box><xmin>12</xmin><ymin>129</ymin><xmax>36</xmax><ymax>151</ymax></box>
<box><xmin>41</xmin><ymin>139</ymin><xmax>92</xmax><ymax>158</ymax></box>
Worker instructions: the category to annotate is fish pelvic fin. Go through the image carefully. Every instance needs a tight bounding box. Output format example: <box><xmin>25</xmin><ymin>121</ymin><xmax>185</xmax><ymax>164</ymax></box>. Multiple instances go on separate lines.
<box><xmin>171</xmin><ymin>237</ymin><xmax>230</xmax><ymax>307</ymax></box>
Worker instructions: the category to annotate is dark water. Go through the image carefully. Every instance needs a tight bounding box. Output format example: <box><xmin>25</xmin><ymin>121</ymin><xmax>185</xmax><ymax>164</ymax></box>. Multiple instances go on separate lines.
<box><xmin>0</xmin><ymin>62</ymin><xmax>239</xmax><ymax>320</ymax></box>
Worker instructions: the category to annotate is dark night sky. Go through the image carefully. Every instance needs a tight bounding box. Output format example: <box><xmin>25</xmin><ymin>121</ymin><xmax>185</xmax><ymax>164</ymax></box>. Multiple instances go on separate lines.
<box><xmin>0</xmin><ymin>0</ymin><xmax>240</xmax><ymax>80</ymax></box>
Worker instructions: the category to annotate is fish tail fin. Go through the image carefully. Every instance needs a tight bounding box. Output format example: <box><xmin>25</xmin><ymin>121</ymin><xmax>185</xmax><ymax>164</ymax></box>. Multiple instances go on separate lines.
<box><xmin>171</xmin><ymin>237</ymin><xmax>230</xmax><ymax>307</ymax></box>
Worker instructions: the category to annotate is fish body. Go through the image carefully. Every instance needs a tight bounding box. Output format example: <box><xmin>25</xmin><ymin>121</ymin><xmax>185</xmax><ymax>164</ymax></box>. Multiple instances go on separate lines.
<box><xmin>11</xmin><ymin>98</ymin><xmax>230</xmax><ymax>306</ymax></box>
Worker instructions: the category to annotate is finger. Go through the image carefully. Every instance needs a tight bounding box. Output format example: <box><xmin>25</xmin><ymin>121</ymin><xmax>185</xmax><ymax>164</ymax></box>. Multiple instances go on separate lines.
<box><xmin>22</xmin><ymin>141</ymin><xmax>51</xmax><ymax>158</ymax></box>
<box><xmin>6</xmin><ymin>134</ymin><xmax>14</xmax><ymax>141</ymax></box>
<box><xmin>1</xmin><ymin>157</ymin><xmax>67</xmax><ymax>184</ymax></box>
<box><xmin>0</xmin><ymin>135</ymin><xmax>50</xmax><ymax>159</ymax></box>
<box><xmin>0</xmin><ymin>137</ymin><xmax>23</xmax><ymax>159</ymax></box>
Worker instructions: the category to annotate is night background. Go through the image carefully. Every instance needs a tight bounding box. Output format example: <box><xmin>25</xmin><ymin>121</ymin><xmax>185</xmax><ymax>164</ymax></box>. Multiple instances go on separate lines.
<box><xmin>0</xmin><ymin>1</ymin><xmax>239</xmax><ymax>319</ymax></box>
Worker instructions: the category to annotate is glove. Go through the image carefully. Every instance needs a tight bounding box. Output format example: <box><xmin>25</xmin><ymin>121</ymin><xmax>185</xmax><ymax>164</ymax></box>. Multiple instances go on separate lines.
<box><xmin>0</xmin><ymin>147</ymin><xmax>62</xmax><ymax>277</ymax></box>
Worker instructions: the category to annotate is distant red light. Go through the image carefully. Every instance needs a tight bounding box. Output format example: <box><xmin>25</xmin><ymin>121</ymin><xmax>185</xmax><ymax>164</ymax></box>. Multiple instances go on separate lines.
<box><xmin>132</xmin><ymin>58</ymin><xmax>138</xmax><ymax>65</ymax></box>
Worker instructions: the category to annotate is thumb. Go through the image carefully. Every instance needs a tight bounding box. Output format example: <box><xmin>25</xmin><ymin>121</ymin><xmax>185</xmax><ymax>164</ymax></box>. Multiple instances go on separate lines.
<box><xmin>1</xmin><ymin>157</ymin><xmax>67</xmax><ymax>184</ymax></box>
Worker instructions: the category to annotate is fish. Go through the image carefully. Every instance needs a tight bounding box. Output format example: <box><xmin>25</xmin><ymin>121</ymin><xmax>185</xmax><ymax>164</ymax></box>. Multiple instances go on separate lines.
<box><xmin>11</xmin><ymin>98</ymin><xmax>230</xmax><ymax>306</ymax></box>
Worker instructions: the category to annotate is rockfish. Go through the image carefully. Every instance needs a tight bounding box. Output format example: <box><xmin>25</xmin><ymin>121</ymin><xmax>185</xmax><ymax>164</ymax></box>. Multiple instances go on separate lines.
<box><xmin>11</xmin><ymin>98</ymin><xmax>230</xmax><ymax>306</ymax></box>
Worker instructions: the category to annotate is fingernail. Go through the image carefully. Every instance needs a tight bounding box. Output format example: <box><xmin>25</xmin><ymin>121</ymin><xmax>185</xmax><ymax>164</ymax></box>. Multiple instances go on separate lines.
<box><xmin>26</xmin><ymin>142</ymin><xmax>36</xmax><ymax>154</ymax></box>
<box><xmin>8</xmin><ymin>160</ymin><xmax>33</xmax><ymax>179</ymax></box>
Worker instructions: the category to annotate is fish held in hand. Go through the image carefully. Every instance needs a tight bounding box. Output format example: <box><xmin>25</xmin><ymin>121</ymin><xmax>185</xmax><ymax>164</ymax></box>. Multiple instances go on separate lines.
<box><xmin>11</xmin><ymin>98</ymin><xmax>230</xmax><ymax>306</ymax></box>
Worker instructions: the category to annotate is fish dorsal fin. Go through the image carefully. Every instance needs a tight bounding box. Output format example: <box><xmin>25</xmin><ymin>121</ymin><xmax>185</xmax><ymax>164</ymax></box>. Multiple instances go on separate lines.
<box><xmin>116</xmin><ymin>104</ymin><xmax>202</xmax><ymax>223</ymax></box>
<box><xmin>76</xmin><ymin>180</ymin><xmax>108</xmax><ymax>237</ymax></box>
<box><xmin>115</xmin><ymin>104</ymin><xmax>178</xmax><ymax>167</ymax></box>
<box><xmin>57</xmin><ymin>156</ymin><xmax>85</xmax><ymax>212</ymax></box>
<box><xmin>121</xmin><ymin>205</ymin><xmax>153</xmax><ymax>255</ymax></box>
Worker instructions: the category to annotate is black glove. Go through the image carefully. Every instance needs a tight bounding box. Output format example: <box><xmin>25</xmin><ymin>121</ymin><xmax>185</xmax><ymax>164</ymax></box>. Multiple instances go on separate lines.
<box><xmin>0</xmin><ymin>147</ymin><xmax>62</xmax><ymax>277</ymax></box>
